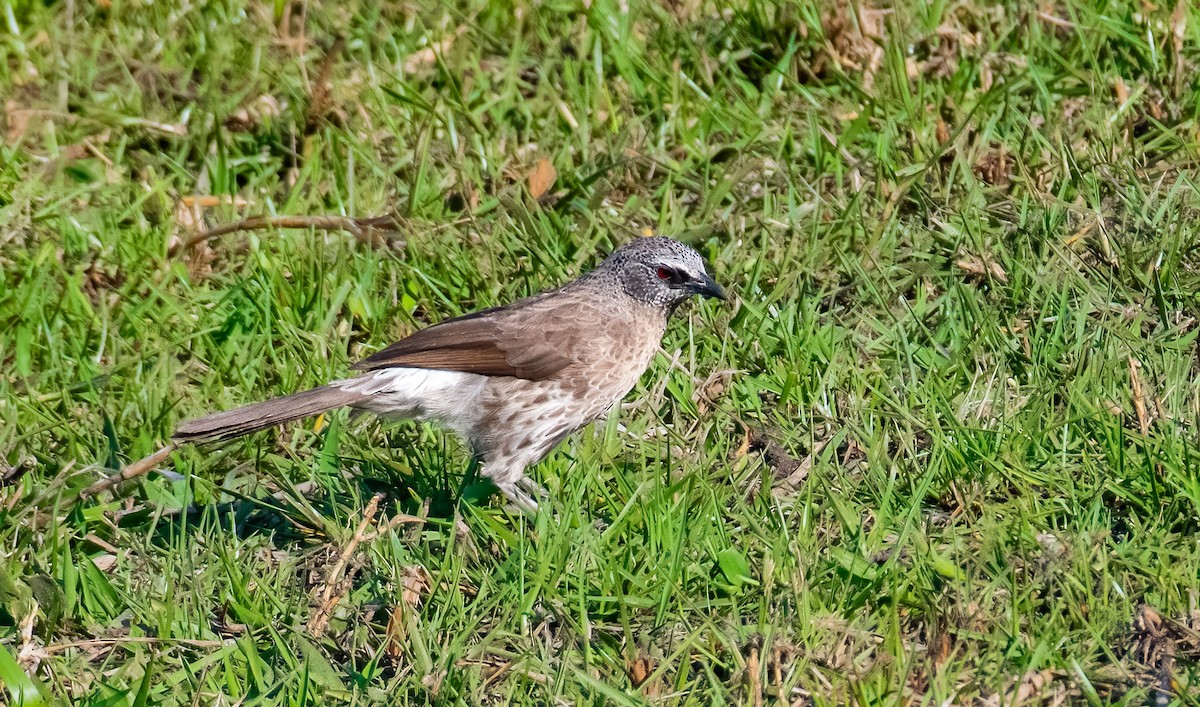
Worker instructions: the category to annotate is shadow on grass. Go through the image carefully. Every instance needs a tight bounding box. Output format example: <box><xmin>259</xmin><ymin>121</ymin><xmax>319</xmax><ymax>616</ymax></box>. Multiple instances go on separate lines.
<box><xmin>120</xmin><ymin>453</ymin><xmax>500</xmax><ymax>552</ymax></box>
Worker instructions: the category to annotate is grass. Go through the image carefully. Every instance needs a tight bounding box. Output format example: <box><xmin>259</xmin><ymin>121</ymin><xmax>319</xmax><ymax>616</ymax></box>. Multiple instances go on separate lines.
<box><xmin>2</xmin><ymin>0</ymin><xmax>1200</xmax><ymax>703</ymax></box>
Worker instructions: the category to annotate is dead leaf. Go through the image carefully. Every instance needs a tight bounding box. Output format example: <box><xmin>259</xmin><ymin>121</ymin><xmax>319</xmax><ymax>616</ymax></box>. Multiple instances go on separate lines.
<box><xmin>174</xmin><ymin>201</ymin><xmax>203</xmax><ymax>235</ymax></box>
<box><xmin>1128</xmin><ymin>601</ymin><xmax>1200</xmax><ymax>697</ymax></box>
<box><xmin>627</xmin><ymin>655</ymin><xmax>659</xmax><ymax>695</ymax></box>
<box><xmin>91</xmin><ymin>554</ymin><xmax>117</xmax><ymax>573</ymax></box>
<box><xmin>172</xmin><ymin>195</ymin><xmax>252</xmax><ymax>258</ymax></box>
<box><xmin>1063</xmin><ymin>218</ymin><xmax>1097</xmax><ymax>247</ymax></box>
<box><xmin>1114</xmin><ymin>76</ymin><xmax>1129</xmax><ymax>104</ymax></box>
<box><xmin>978</xmin><ymin>668</ymin><xmax>1064</xmax><ymax>707</ymax></box>
<box><xmin>733</xmin><ymin>428</ymin><xmax>752</xmax><ymax>460</ymax></box>
<box><xmin>975</xmin><ymin>143</ymin><xmax>1011</xmax><ymax>187</ymax></box>
<box><xmin>821</xmin><ymin>5</ymin><xmax>888</xmax><ymax>88</ymax></box>
<box><xmin>955</xmin><ymin>255</ymin><xmax>1007</xmax><ymax>283</ymax></box>
<box><xmin>694</xmin><ymin>368</ymin><xmax>733</xmax><ymax>415</ymax></box>
<box><xmin>404</xmin><ymin>29</ymin><xmax>465</xmax><ymax>75</ymax></box>
<box><xmin>1010</xmin><ymin>669</ymin><xmax>1056</xmax><ymax>704</ymax></box>
<box><xmin>4</xmin><ymin>101</ymin><xmax>32</xmax><ymax>142</ymax></box>
<box><xmin>936</xmin><ymin>117</ymin><xmax>950</xmax><ymax>145</ymax></box>
<box><xmin>382</xmin><ymin>565</ymin><xmax>432</xmax><ymax>659</ymax></box>
<box><xmin>400</xmin><ymin>565</ymin><xmax>431</xmax><ymax>608</ymax></box>
<box><xmin>527</xmin><ymin>158</ymin><xmax>557</xmax><ymax>199</ymax></box>
<box><xmin>225</xmin><ymin>94</ymin><xmax>283</xmax><ymax>132</ymax></box>
<box><xmin>384</xmin><ymin>605</ymin><xmax>406</xmax><ymax>659</ymax></box>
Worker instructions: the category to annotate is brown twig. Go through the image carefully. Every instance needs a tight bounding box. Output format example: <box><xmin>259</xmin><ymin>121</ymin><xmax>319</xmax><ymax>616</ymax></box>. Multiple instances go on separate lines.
<box><xmin>170</xmin><ymin>213</ymin><xmax>406</xmax><ymax>256</ymax></box>
<box><xmin>308</xmin><ymin>493</ymin><xmax>383</xmax><ymax>638</ymax></box>
<box><xmin>80</xmin><ymin>443</ymin><xmax>179</xmax><ymax>499</ymax></box>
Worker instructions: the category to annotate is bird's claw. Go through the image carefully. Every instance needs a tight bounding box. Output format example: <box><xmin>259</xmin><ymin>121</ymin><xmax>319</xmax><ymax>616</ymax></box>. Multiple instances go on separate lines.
<box><xmin>498</xmin><ymin>476</ymin><xmax>549</xmax><ymax>516</ymax></box>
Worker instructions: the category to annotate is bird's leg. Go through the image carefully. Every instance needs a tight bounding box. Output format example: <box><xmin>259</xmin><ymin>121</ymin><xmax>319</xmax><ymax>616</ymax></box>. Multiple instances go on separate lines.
<box><xmin>516</xmin><ymin>475</ymin><xmax>550</xmax><ymax>504</ymax></box>
<box><xmin>496</xmin><ymin>481</ymin><xmax>540</xmax><ymax>514</ymax></box>
<box><xmin>482</xmin><ymin>462</ymin><xmax>542</xmax><ymax>514</ymax></box>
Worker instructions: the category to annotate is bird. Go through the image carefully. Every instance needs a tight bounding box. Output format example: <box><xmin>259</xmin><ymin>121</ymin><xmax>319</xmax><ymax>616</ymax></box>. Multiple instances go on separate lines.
<box><xmin>174</xmin><ymin>236</ymin><xmax>726</xmax><ymax>510</ymax></box>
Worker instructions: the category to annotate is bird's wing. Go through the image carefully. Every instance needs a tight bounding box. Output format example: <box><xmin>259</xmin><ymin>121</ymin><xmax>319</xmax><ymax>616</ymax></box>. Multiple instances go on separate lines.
<box><xmin>350</xmin><ymin>297</ymin><xmax>575</xmax><ymax>380</ymax></box>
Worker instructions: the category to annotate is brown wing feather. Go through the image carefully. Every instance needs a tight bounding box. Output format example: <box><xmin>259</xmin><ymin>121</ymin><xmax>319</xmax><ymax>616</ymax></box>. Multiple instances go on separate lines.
<box><xmin>351</xmin><ymin>299</ymin><xmax>574</xmax><ymax>380</ymax></box>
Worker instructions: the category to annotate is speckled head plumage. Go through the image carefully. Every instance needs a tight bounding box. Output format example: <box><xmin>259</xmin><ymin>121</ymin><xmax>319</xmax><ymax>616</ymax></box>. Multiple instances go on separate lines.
<box><xmin>588</xmin><ymin>236</ymin><xmax>726</xmax><ymax>312</ymax></box>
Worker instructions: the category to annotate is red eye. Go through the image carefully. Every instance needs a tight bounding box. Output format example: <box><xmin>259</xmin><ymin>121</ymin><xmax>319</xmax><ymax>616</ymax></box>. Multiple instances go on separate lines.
<box><xmin>656</xmin><ymin>267</ymin><xmax>671</xmax><ymax>280</ymax></box>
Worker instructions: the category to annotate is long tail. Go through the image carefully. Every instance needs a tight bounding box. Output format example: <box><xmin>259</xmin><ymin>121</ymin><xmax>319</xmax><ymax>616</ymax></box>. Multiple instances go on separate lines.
<box><xmin>173</xmin><ymin>386</ymin><xmax>367</xmax><ymax>443</ymax></box>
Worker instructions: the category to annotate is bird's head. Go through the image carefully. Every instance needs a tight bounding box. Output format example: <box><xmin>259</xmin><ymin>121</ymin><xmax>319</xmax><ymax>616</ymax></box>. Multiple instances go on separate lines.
<box><xmin>602</xmin><ymin>236</ymin><xmax>726</xmax><ymax>312</ymax></box>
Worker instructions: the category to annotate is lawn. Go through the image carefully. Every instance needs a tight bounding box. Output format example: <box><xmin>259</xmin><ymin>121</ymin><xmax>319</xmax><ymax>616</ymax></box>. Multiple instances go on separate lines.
<box><xmin>3</xmin><ymin>0</ymin><xmax>1200</xmax><ymax>703</ymax></box>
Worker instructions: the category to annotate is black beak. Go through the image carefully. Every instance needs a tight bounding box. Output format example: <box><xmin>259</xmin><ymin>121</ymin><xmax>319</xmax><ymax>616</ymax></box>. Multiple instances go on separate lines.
<box><xmin>691</xmin><ymin>273</ymin><xmax>727</xmax><ymax>301</ymax></box>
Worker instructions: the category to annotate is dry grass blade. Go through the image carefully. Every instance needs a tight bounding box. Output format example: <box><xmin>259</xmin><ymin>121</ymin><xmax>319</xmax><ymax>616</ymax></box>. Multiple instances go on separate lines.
<box><xmin>308</xmin><ymin>493</ymin><xmax>383</xmax><ymax>638</ymax></box>
<box><xmin>1129</xmin><ymin>357</ymin><xmax>1150</xmax><ymax>435</ymax></box>
<box><xmin>746</xmin><ymin>641</ymin><xmax>763</xmax><ymax>707</ymax></box>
